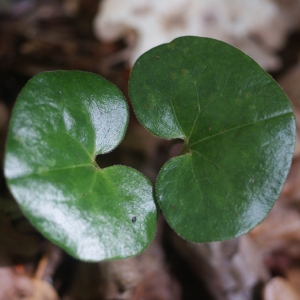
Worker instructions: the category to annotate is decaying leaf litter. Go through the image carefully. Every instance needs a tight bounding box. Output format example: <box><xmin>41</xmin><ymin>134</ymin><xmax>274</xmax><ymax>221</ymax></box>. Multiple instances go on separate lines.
<box><xmin>1</xmin><ymin>0</ymin><xmax>300</xmax><ymax>299</ymax></box>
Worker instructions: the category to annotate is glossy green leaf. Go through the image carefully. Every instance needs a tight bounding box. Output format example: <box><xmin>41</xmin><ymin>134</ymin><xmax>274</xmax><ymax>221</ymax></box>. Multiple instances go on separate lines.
<box><xmin>129</xmin><ymin>36</ymin><xmax>295</xmax><ymax>242</ymax></box>
<box><xmin>5</xmin><ymin>71</ymin><xmax>157</xmax><ymax>261</ymax></box>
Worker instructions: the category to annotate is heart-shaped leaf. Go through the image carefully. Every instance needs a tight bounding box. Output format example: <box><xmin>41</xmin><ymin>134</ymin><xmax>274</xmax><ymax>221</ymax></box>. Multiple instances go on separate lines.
<box><xmin>129</xmin><ymin>36</ymin><xmax>295</xmax><ymax>242</ymax></box>
<box><xmin>5</xmin><ymin>71</ymin><xmax>157</xmax><ymax>261</ymax></box>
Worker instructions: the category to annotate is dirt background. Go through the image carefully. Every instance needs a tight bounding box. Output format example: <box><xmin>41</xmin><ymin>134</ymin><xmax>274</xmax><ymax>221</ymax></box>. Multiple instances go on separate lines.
<box><xmin>1</xmin><ymin>1</ymin><xmax>300</xmax><ymax>299</ymax></box>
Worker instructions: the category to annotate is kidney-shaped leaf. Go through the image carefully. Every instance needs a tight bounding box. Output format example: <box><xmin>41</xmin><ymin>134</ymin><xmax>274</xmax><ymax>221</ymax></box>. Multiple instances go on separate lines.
<box><xmin>129</xmin><ymin>36</ymin><xmax>295</xmax><ymax>242</ymax></box>
<box><xmin>5</xmin><ymin>71</ymin><xmax>157</xmax><ymax>261</ymax></box>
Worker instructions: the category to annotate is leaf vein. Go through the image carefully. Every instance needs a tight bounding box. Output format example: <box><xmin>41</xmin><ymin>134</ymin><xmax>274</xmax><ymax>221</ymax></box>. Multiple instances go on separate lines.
<box><xmin>189</xmin><ymin>111</ymin><xmax>293</xmax><ymax>147</ymax></box>
<box><xmin>191</xmin><ymin>150</ymin><xmax>220</xmax><ymax>169</ymax></box>
<box><xmin>190</xmin><ymin>156</ymin><xmax>203</xmax><ymax>213</ymax></box>
<box><xmin>10</xmin><ymin>164</ymin><xmax>93</xmax><ymax>179</ymax></box>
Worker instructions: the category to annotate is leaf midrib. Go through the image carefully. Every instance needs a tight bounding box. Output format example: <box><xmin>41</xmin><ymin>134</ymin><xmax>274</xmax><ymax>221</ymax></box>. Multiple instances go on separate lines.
<box><xmin>188</xmin><ymin>111</ymin><xmax>293</xmax><ymax>148</ymax></box>
<box><xmin>8</xmin><ymin>164</ymin><xmax>95</xmax><ymax>181</ymax></box>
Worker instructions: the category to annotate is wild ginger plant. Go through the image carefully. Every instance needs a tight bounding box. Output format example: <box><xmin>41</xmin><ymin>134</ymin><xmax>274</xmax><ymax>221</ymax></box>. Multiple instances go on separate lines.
<box><xmin>4</xmin><ymin>36</ymin><xmax>295</xmax><ymax>261</ymax></box>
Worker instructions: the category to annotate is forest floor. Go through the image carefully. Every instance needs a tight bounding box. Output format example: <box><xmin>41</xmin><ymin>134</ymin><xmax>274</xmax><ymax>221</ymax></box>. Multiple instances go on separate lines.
<box><xmin>1</xmin><ymin>1</ymin><xmax>300</xmax><ymax>299</ymax></box>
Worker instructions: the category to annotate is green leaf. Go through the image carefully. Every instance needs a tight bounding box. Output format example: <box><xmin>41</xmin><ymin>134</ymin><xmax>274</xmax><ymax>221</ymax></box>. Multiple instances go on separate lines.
<box><xmin>5</xmin><ymin>71</ymin><xmax>157</xmax><ymax>261</ymax></box>
<box><xmin>129</xmin><ymin>36</ymin><xmax>295</xmax><ymax>242</ymax></box>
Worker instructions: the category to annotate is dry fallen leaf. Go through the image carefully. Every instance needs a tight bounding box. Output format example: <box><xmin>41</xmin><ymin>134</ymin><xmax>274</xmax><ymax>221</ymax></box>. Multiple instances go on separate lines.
<box><xmin>0</xmin><ymin>266</ymin><xmax>34</xmax><ymax>300</ymax></box>
<box><xmin>263</xmin><ymin>277</ymin><xmax>300</xmax><ymax>300</ymax></box>
<box><xmin>28</xmin><ymin>278</ymin><xmax>60</xmax><ymax>300</ymax></box>
<box><xmin>0</xmin><ymin>266</ymin><xmax>59</xmax><ymax>300</ymax></box>
<box><xmin>250</xmin><ymin>154</ymin><xmax>300</xmax><ymax>262</ymax></box>
<box><xmin>169</xmin><ymin>231</ymin><xmax>269</xmax><ymax>300</ymax></box>
<box><xmin>94</xmin><ymin>0</ymin><xmax>300</xmax><ymax>70</ymax></box>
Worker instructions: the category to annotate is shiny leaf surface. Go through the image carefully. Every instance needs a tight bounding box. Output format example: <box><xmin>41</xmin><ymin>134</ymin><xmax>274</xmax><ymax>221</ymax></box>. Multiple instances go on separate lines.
<box><xmin>129</xmin><ymin>36</ymin><xmax>295</xmax><ymax>242</ymax></box>
<box><xmin>5</xmin><ymin>71</ymin><xmax>157</xmax><ymax>261</ymax></box>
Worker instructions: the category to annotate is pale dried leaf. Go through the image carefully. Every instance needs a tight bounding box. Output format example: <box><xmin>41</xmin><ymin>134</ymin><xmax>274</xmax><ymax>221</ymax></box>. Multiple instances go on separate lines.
<box><xmin>94</xmin><ymin>0</ymin><xmax>295</xmax><ymax>70</ymax></box>
<box><xmin>169</xmin><ymin>232</ymin><xmax>269</xmax><ymax>300</ymax></box>
<box><xmin>0</xmin><ymin>267</ymin><xmax>34</xmax><ymax>300</ymax></box>
<box><xmin>28</xmin><ymin>278</ymin><xmax>60</xmax><ymax>300</ymax></box>
<box><xmin>250</xmin><ymin>201</ymin><xmax>300</xmax><ymax>256</ymax></box>
<box><xmin>100</xmin><ymin>217</ymin><xmax>180</xmax><ymax>300</ymax></box>
<box><xmin>0</xmin><ymin>266</ymin><xmax>59</xmax><ymax>300</ymax></box>
<box><xmin>263</xmin><ymin>277</ymin><xmax>300</xmax><ymax>300</ymax></box>
<box><xmin>250</xmin><ymin>154</ymin><xmax>300</xmax><ymax>259</ymax></box>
